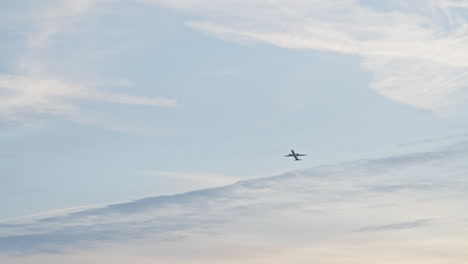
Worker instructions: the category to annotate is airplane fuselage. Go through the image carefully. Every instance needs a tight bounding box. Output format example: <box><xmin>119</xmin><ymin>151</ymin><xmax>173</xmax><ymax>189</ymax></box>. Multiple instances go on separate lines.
<box><xmin>285</xmin><ymin>149</ymin><xmax>306</xmax><ymax>161</ymax></box>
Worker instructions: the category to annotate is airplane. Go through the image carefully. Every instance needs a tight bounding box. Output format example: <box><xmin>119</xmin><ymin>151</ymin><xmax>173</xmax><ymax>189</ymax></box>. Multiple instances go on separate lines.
<box><xmin>284</xmin><ymin>149</ymin><xmax>307</xmax><ymax>161</ymax></box>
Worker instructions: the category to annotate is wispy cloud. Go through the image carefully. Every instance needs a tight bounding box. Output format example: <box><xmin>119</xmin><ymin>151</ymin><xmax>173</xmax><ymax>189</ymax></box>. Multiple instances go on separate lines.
<box><xmin>25</xmin><ymin>0</ymin><xmax>115</xmax><ymax>49</ymax></box>
<box><xmin>0</xmin><ymin>203</ymin><xmax>107</xmax><ymax>224</ymax></box>
<box><xmin>1</xmin><ymin>0</ymin><xmax>178</xmax><ymax>130</ymax></box>
<box><xmin>353</xmin><ymin>219</ymin><xmax>432</xmax><ymax>232</ymax></box>
<box><xmin>0</xmin><ymin>75</ymin><xmax>177</xmax><ymax>127</ymax></box>
<box><xmin>143</xmin><ymin>0</ymin><xmax>468</xmax><ymax>112</ymax></box>
<box><xmin>398</xmin><ymin>132</ymin><xmax>468</xmax><ymax>147</ymax></box>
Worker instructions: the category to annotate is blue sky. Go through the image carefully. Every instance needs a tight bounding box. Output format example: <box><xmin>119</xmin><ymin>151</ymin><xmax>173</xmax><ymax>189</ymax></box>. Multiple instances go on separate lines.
<box><xmin>1</xmin><ymin>0</ymin><xmax>468</xmax><ymax>262</ymax></box>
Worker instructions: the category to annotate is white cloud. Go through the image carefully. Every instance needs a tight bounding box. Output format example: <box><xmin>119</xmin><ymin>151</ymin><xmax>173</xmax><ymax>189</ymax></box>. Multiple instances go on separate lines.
<box><xmin>0</xmin><ymin>75</ymin><xmax>177</xmax><ymax>126</ymax></box>
<box><xmin>437</xmin><ymin>0</ymin><xmax>468</xmax><ymax>9</ymax></box>
<box><xmin>0</xmin><ymin>0</ymin><xmax>179</xmax><ymax>130</ymax></box>
<box><xmin>27</xmin><ymin>0</ymin><xmax>115</xmax><ymax>49</ymax></box>
<box><xmin>0</xmin><ymin>204</ymin><xmax>106</xmax><ymax>224</ymax></box>
<box><xmin>144</xmin><ymin>0</ymin><xmax>468</xmax><ymax>112</ymax></box>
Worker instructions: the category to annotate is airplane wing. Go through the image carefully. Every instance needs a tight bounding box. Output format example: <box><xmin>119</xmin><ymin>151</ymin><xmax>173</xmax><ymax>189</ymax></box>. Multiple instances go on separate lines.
<box><xmin>285</xmin><ymin>150</ymin><xmax>306</xmax><ymax>160</ymax></box>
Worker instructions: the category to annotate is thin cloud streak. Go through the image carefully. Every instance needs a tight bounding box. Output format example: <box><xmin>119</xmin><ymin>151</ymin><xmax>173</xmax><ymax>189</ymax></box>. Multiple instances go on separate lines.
<box><xmin>0</xmin><ymin>204</ymin><xmax>108</xmax><ymax>224</ymax></box>
<box><xmin>0</xmin><ymin>75</ymin><xmax>177</xmax><ymax>126</ymax></box>
<box><xmin>26</xmin><ymin>0</ymin><xmax>116</xmax><ymax>49</ymax></box>
<box><xmin>353</xmin><ymin>219</ymin><xmax>433</xmax><ymax>232</ymax></box>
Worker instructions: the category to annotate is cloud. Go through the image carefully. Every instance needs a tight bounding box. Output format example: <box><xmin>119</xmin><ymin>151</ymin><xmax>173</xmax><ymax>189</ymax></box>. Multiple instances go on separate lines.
<box><xmin>0</xmin><ymin>0</ymin><xmax>180</xmax><ymax>131</ymax></box>
<box><xmin>1</xmin><ymin>140</ymin><xmax>468</xmax><ymax>260</ymax></box>
<box><xmin>0</xmin><ymin>75</ymin><xmax>177</xmax><ymax>127</ymax></box>
<box><xmin>26</xmin><ymin>0</ymin><xmax>115</xmax><ymax>49</ymax></box>
<box><xmin>0</xmin><ymin>204</ymin><xmax>107</xmax><ymax>224</ymax></box>
<box><xmin>398</xmin><ymin>132</ymin><xmax>468</xmax><ymax>147</ymax></box>
<box><xmin>143</xmin><ymin>0</ymin><xmax>468</xmax><ymax>112</ymax></box>
<box><xmin>353</xmin><ymin>219</ymin><xmax>432</xmax><ymax>232</ymax></box>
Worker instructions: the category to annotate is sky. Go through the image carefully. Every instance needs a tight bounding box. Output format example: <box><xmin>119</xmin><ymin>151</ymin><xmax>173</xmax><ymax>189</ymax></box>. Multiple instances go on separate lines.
<box><xmin>1</xmin><ymin>0</ymin><xmax>468</xmax><ymax>263</ymax></box>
